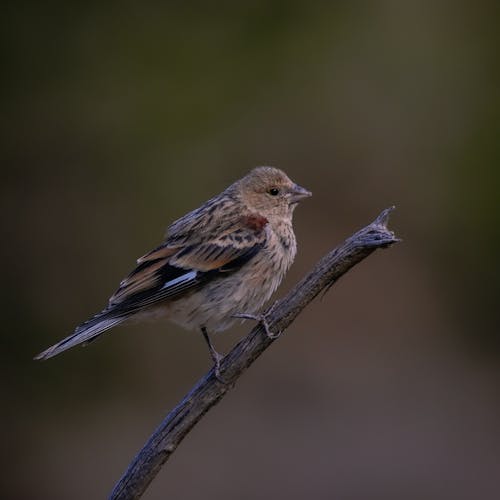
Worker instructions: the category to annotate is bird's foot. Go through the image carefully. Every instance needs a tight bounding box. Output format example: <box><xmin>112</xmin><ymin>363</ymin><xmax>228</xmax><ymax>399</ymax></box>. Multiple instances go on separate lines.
<box><xmin>211</xmin><ymin>351</ymin><xmax>229</xmax><ymax>384</ymax></box>
<box><xmin>201</xmin><ymin>326</ymin><xmax>228</xmax><ymax>384</ymax></box>
<box><xmin>232</xmin><ymin>312</ymin><xmax>281</xmax><ymax>340</ymax></box>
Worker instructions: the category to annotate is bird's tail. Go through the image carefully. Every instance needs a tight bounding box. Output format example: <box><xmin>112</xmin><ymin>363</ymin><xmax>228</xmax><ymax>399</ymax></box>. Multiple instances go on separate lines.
<box><xmin>34</xmin><ymin>310</ymin><xmax>127</xmax><ymax>361</ymax></box>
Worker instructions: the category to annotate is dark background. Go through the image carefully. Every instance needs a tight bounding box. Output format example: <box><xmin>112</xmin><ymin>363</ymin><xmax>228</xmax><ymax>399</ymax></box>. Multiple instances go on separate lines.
<box><xmin>2</xmin><ymin>3</ymin><xmax>499</xmax><ymax>499</ymax></box>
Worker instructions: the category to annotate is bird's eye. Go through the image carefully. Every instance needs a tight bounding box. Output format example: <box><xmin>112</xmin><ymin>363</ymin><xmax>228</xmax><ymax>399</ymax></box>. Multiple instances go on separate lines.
<box><xmin>269</xmin><ymin>187</ymin><xmax>280</xmax><ymax>196</ymax></box>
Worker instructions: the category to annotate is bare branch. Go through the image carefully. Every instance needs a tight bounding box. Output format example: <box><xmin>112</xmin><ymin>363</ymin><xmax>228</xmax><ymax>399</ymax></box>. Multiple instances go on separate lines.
<box><xmin>109</xmin><ymin>207</ymin><xmax>400</xmax><ymax>500</ymax></box>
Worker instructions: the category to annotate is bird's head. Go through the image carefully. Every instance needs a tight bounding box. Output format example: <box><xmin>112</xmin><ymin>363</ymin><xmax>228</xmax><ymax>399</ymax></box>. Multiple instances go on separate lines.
<box><xmin>236</xmin><ymin>166</ymin><xmax>311</xmax><ymax>221</ymax></box>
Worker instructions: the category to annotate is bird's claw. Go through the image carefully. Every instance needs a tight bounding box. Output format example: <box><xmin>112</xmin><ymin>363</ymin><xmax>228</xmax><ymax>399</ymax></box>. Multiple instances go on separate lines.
<box><xmin>211</xmin><ymin>351</ymin><xmax>229</xmax><ymax>384</ymax></box>
<box><xmin>232</xmin><ymin>312</ymin><xmax>281</xmax><ymax>340</ymax></box>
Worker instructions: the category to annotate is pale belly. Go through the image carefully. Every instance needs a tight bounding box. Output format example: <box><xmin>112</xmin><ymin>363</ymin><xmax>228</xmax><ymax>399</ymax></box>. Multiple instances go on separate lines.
<box><xmin>141</xmin><ymin>236</ymin><xmax>295</xmax><ymax>333</ymax></box>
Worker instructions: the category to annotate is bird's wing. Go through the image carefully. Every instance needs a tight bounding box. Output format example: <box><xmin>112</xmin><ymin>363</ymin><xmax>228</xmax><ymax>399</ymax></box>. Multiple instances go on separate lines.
<box><xmin>107</xmin><ymin>213</ymin><xmax>268</xmax><ymax>315</ymax></box>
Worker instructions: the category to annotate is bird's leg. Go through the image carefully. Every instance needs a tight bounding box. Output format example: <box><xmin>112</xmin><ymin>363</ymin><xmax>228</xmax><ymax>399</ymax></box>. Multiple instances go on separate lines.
<box><xmin>201</xmin><ymin>326</ymin><xmax>226</xmax><ymax>383</ymax></box>
<box><xmin>232</xmin><ymin>312</ymin><xmax>281</xmax><ymax>340</ymax></box>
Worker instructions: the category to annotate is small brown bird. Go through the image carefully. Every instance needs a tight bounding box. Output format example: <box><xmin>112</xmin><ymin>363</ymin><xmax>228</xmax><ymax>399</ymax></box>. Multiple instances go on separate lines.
<box><xmin>34</xmin><ymin>167</ymin><xmax>311</xmax><ymax>375</ymax></box>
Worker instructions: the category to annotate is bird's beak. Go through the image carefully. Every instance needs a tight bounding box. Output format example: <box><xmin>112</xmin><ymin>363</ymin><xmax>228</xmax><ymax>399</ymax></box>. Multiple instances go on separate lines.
<box><xmin>289</xmin><ymin>184</ymin><xmax>312</xmax><ymax>204</ymax></box>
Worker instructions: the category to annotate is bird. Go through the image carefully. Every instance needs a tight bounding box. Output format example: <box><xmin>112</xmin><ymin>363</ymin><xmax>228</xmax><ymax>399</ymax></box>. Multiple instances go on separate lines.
<box><xmin>34</xmin><ymin>166</ymin><xmax>311</xmax><ymax>377</ymax></box>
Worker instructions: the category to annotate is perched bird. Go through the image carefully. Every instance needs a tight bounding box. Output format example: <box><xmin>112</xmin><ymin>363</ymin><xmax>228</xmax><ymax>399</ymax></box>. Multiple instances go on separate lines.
<box><xmin>34</xmin><ymin>167</ymin><xmax>311</xmax><ymax>376</ymax></box>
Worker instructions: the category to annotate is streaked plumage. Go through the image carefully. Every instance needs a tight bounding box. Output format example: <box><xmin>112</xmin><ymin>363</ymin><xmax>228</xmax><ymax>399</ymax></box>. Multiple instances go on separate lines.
<box><xmin>34</xmin><ymin>167</ymin><xmax>311</xmax><ymax>372</ymax></box>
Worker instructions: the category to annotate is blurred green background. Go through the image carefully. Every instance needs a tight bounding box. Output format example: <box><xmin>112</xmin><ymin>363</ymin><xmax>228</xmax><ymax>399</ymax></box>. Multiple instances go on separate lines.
<box><xmin>2</xmin><ymin>2</ymin><xmax>499</xmax><ymax>499</ymax></box>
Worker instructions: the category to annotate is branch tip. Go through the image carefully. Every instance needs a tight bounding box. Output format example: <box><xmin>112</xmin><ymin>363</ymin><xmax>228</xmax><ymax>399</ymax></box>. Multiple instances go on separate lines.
<box><xmin>373</xmin><ymin>205</ymin><xmax>396</xmax><ymax>228</ymax></box>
